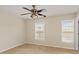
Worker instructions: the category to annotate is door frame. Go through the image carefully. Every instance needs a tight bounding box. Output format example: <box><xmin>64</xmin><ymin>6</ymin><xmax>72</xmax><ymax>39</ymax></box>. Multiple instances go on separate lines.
<box><xmin>74</xmin><ymin>15</ymin><xmax>79</xmax><ymax>50</ymax></box>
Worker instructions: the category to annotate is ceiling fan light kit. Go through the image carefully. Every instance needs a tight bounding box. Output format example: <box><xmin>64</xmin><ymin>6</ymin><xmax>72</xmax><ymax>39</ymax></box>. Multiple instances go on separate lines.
<box><xmin>21</xmin><ymin>5</ymin><xmax>46</xmax><ymax>19</ymax></box>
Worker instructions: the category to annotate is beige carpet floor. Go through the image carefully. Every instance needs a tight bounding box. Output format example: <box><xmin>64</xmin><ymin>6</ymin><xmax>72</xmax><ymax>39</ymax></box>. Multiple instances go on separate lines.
<box><xmin>1</xmin><ymin>44</ymin><xmax>79</xmax><ymax>54</ymax></box>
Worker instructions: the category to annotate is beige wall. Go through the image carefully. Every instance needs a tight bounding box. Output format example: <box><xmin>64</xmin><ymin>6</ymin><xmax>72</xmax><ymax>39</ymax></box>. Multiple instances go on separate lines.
<box><xmin>0</xmin><ymin>8</ymin><xmax>76</xmax><ymax>52</ymax></box>
<box><xmin>0</xmin><ymin>10</ymin><xmax>25</xmax><ymax>52</ymax></box>
<box><xmin>25</xmin><ymin>14</ymin><xmax>76</xmax><ymax>49</ymax></box>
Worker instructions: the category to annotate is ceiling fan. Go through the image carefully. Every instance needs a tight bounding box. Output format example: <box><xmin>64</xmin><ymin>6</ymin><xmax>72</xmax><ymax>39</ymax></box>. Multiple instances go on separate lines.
<box><xmin>21</xmin><ymin>5</ymin><xmax>46</xmax><ymax>19</ymax></box>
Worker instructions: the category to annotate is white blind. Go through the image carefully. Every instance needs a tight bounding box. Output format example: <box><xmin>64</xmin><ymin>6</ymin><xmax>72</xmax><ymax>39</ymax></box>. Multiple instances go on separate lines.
<box><xmin>35</xmin><ymin>21</ymin><xmax>45</xmax><ymax>40</ymax></box>
<box><xmin>62</xmin><ymin>20</ymin><xmax>74</xmax><ymax>43</ymax></box>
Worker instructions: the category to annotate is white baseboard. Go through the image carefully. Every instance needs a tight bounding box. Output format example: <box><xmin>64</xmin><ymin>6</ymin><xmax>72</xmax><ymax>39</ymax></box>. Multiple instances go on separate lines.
<box><xmin>25</xmin><ymin>42</ymin><xmax>74</xmax><ymax>50</ymax></box>
<box><xmin>0</xmin><ymin>42</ymin><xmax>25</xmax><ymax>53</ymax></box>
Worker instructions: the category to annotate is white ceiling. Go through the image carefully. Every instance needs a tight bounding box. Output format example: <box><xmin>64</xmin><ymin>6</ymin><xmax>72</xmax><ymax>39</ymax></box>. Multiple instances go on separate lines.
<box><xmin>0</xmin><ymin>5</ymin><xmax>79</xmax><ymax>20</ymax></box>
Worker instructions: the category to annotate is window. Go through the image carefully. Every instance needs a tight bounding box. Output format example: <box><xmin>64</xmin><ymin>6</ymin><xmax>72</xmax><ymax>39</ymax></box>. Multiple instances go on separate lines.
<box><xmin>62</xmin><ymin>20</ymin><xmax>74</xmax><ymax>43</ymax></box>
<box><xmin>35</xmin><ymin>21</ymin><xmax>45</xmax><ymax>40</ymax></box>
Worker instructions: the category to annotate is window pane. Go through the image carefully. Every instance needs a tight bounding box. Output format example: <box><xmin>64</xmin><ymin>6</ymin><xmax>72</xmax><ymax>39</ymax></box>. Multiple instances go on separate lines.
<box><xmin>35</xmin><ymin>21</ymin><xmax>45</xmax><ymax>40</ymax></box>
<box><xmin>62</xmin><ymin>20</ymin><xmax>74</xmax><ymax>43</ymax></box>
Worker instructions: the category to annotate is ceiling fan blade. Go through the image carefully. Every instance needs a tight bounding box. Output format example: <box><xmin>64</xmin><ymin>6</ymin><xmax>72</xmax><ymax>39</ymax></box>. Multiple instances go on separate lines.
<box><xmin>37</xmin><ymin>9</ymin><xmax>46</xmax><ymax>12</ymax></box>
<box><xmin>38</xmin><ymin>14</ymin><xmax>46</xmax><ymax>17</ymax></box>
<box><xmin>21</xmin><ymin>13</ymin><xmax>31</xmax><ymax>15</ymax></box>
<box><xmin>22</xmin><ymin>7</ymin><xmax>31</xmax><ymax>11</ymax></box>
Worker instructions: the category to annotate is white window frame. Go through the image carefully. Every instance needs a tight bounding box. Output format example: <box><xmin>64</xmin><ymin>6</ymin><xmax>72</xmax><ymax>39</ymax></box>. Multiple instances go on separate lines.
<box><xmin>35</xmin><ymin>21</ymin><xmax>45</xmax><ymax>40</ymax></box>
<box><xmin>61</xmin><ymin>20</ymin><xmax>74</xmax><ymax>43</ymax></box>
